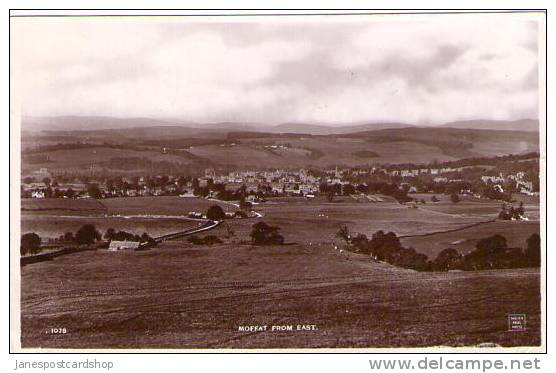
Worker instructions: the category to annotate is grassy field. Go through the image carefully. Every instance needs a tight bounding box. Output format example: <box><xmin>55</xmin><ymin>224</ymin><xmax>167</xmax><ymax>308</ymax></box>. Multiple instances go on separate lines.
<box><xmin>22</xmin><ymin>126</ymin><xmax>539</xmax><ymax>171</ymax></box>
<box><xmin>21</xmin><ymin>198</ymin><xmax>106</xmax><ymax>212</ymax></box>
<box><xmin>101</xmin><ymin>196</ymin><xmax>237</xmax><ymax>215</ymax></box>
<box><xmin>19</xmin><ymin>194</ymin><xmax>541</xmax><ymax>348</ymax></box>
<box><xmin>411</xmin><ymin>193</ymin><xmax>541</xmax><ymax>221</ymax></box>
<box><xmin>247</xmin><ymin>198</ymin><xmax>493</xmax><ymax>246</ymax></box>
<box><xmin>188</xmin><ymin>139</ymin><xmax>456</xmax><ymax>168</ymax></box>
<box><xmin>20</xmin><ymin>196</ymin><xmax>235</xmax><ymax>240</ymax></box>
<box><xmin>21</xmin><ymin>146</ymin><xmax>195</xmax><ymax>173</ymax></box>
<box><xmin>20</xmin><ymin>242</ymin><xmax>541</xmax><ymax>348</ymax></box>
<box><xmin>21</xmin><ymin>213</ymin><xmax>203</xmax><ymax>239</ymax></box>
<box><xmin>401</xmin><ymin>220</ymin><xmax>540</xmax><ymax>259</ymax></box>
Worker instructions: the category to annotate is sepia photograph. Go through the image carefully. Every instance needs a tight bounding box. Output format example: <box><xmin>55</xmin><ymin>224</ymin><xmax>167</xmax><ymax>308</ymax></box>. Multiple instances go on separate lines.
<box><xmin>9</xmin><ymin>10</ymin><xmax>546</xmax><ymax>352</ymax></box>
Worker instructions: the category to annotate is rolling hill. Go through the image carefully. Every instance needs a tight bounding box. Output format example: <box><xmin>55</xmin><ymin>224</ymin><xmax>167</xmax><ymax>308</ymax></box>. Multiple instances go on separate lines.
<box><xmin>269</xmin><ymin>122</ymin><xmax>414</xmax><ymax>135</ymax></box>
<box><xmin>21</xmin><ymin>125</ymin><xmax>540</xmax><ymax>173</ymax></box>
<box><xmin>23</xmin><ymin>116</ymin><xmax>539</xmax><ymax>136</ymax></box>
<box><xmin>439</xmin><ymin>119</ymin><xmax>539</xmax><ymax>132</ymax></box>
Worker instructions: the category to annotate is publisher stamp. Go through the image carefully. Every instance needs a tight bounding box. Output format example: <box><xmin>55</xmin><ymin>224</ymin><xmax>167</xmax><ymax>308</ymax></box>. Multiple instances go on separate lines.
<box><xmin>508</xmin><ymin>314</ymin><xmax>527</xmax><ymax>332</ymax></box>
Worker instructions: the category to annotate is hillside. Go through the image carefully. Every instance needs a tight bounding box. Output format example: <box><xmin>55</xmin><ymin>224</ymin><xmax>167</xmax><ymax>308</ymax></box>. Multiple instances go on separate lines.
<box><xmin>21</xmin><ymin>241</ymin><xmax>540</xmax><ymax>348</ymax></box>
<box><xmin>21</xmin><ymin>126</ymin><xmax>539</xmax><ymax>173</ymax></box>
<box><xmin>439</xmin><ymin>119</ymin><xmax>539</xmax><ymax>132</ymax></box>
<box><xmin>269</xmin><ymin>122</ymin><xmax>413</xmax><ymax>135</ymax></box>
<box><xmin>22</xmin><ymin>116</ymin><xmax>197</xmax><ymax>133</ymax></box>
<box><xmin>23</xmin><ymin>116</ymin><xmax>539</xmax><ymax>136</ymax></box>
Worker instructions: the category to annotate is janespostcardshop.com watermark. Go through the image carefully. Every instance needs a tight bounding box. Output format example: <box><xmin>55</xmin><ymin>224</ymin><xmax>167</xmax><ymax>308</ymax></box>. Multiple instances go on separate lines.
<box><xmin>13</xmin><ymin>359</ymin><xmax>114</xmax><ymax>371</ymax></box>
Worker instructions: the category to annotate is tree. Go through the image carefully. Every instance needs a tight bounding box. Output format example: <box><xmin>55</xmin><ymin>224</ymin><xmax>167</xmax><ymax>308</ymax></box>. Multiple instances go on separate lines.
<box><xmin>342</xmin><ymin>184</ymin><xmax>356</xmax><ymax>196</ymax></box>
<box><xmin>65</xmin><ymin>187</ymin><xmax>75</xmax><ymax>198</ymax></box>
<box><xmin>431</xmin><ymin>195</ymin><xmax>439</xmax><ymax>203</ymax></box>
<box><xmin>45</xmin><ymin>186</ymin><xmax>53</xmax><ymax>198</ymax></box>
<box><xmin>351</xmin><ymin>233</ymin><xmax>369</xmax><ymax>253</ymax></box>
<box><xmin>62</xmin><ymin>232</ymin><xmax>74</xmax><ymax>243</ymax></box>
<box><xmin>498</xmin><ymin>204</ymin><xmax>509</xmax><ymax>220</ymax></box>
<box><xmin>21</xmin><ymin>233</ymin><xmax>41</xmax><ymax>255</ymax></box>
<box><xmin>104</xmin><ymin>228</ymin><xmax>116</xmax><ymax>240</ymax></box>
<box><xmin>75</xmin><ymin>224</ymin><xmax>101</xmax><ymax>245</ymax></box>
<box><xmin>463</xmin><ymin>234</ymin><xmax>509</xmax><ymax>270</ymax></box>
<box><xmin>250</xmin><ymin>222</ymin><xmax>284</xmax><ymax>245</ymax></box>
<box><xmin>206</xmin><ymin>205</ymin><xmax>226</xmax><ymax>221</ymax></box>
<box><xmin>515</xmin><ymin>201</ymin><xmax>525</xmax><ymax>217</ymax></box>
<box><xmin>140</xmin><ymin>232</ymin><xmax>156</xmax><ymax>247</ymax></box>
<box><xmin>87</xmin><ymin>184</ymin><xmax>102</xmax><ymax>199</ymax></box>
<box><xmin>367</xmin><ymin>230</ymin><xmax>403</xmax><ymax>261</ymax></box>
<box><xmin>335</xmin><ymin>225</ymin><xmax>351</xmax><ymax>244</ymax></box>
<box><xmin>476</xmin><ymin>234</ymin><xmax>507</xmax><ymax>253</ymax></box>
<box><xmin>450</xmin><ymin>193</ymin><xmax>460</xmax><ymax>204</ymax></box>
<box><xmin>224</xmin><ymin>223</ymin><xmax>235</xmax><ymax>238</ymax></box>
<box><xmin>432</xmin><ymin>248</ymin><xmax>463</xmax><ymax>271</ymax></box>
<box><xmin>239</xmin><ymin>196</ymin><xmax>252</xmax><ymax>212</ymax></box>
<box><xmin>326</xmin><ymin>190</ymin><xmax>335</xmax><ymax>202</ymax></box>
<box><xmin>356</xmin><ymin>183</ymin><xmax>369</xmax><ymax>194</ymax></box>
<box><xmin>525</xmin><ymin>233</ymin><xmax>541</xmax><ymax>267</ymax></box>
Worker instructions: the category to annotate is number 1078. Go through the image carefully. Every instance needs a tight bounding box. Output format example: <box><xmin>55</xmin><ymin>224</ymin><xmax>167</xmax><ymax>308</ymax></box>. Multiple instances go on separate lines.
<box><xmin>47</xmin><ymin>327</ymin><xmax>67</xmax><ymax>334</ymax></box>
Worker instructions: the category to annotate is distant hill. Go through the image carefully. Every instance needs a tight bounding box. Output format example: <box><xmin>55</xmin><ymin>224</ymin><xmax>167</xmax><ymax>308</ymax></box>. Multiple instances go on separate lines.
<box><xmin>270</xmin><ymin>122</ymin><xmax>414</xmax><ymax>135</ymax></box>
<box><xmin>41</xmin><ymin>126</ymin><xmax>213</xmax><ymax>140</ymax></box>
<box><xmin>23</xmin><ymin>115</ymin><xmax>539</xmax><ymax>134</ymax></box>
<box><xmin>23</xmin><ymin>116</ymin><xmax>414</xmax><ymax>135</ymax></box>
<box><xmin>439</xmin><ymin>119</ymin><xmax>539</xmax><ymax>132</ymax></box>
<box><xmin>22</xmin><ymin>116</ymin><xmax>196</xmax><ymax>132</ymax></box>
<box><xmin>22</xmin><ymin>125</ymin><xmax>540</xmax><ymax>173</ymax></box>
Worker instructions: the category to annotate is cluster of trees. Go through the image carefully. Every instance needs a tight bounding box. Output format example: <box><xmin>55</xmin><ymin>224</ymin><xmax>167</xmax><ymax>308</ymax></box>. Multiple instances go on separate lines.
<box><xmin>192</xmin><ymin>180</ymin><xmax>263</xmax><ymax>206</ymax></box>
<box><xmin>450</xmin><ymin>193</ymin><xmax>460</xmax><ymax>203</ymax></box>
<box><xmin>319</xmin><ymin>181</ymin><xmax>411</xmax><ymax>203</ymax></box>
<box><xmin>482</xmin><ymin>184</ymin><xmax>513</xmax><ymax>202</ymax></box>
<box><xmin>204</xmin><ymin>205</ymin><xmax>248</xmax><ymax>220</ymax></box>
<box><xmin>319</xmin><ymin>183</ymin><xmax>342</xmax><ymax>202</ymax></box>
<box><xmin>341</xmin><ymin>152</ymin><xmax>540</xmax><ymax>201</ymax></box>
<box><xmin>339</xmin><ymin>228</ymin><xmax>429</xmax><ymax>271</ymax></box>
<box><xmin>337</xmin><ymin>226</ymin><xmax>541</xmax><ymax>271</ymax></box>
<box><xmin>21</xmin><ymin>224</ymin><xmax>103</xmax><ymax>256</ymax></box>
<box><xmin>206</xmin><ymin>205</ymin><xmax>226</xmax><ymax>221</ymax></box>
<box><xmin>22</xmin><ymin>176</ymin><xmax>74</xmax><ymax>199</ymax></box>
<box><xmin>21</xmin><ymin>233</ymin><xmax>42</xmax><ymax>256</ymax></box>
<box><xmin>498</xmin><ymin>202</ymin><xmax>526</xmax><ymax>220</ymax></box>
<box><xmin>28</xmin><ymin>225</ymin><xmax>157</xmax><ymax>256</ymax></box>
<box><xmin>104</xmin><ymin>228</ymin><xmax>155</xmax><ymax>245</ymax></box>
<box><xmin>72</xmin><ymin>224</ymin><xmax>102</xmax><ymax>245</ymax></box>
<box><xmin>250</xmin><ymin>222</ymin><xmax>285</xmax><ymax>245</ymax></box>
<box><xmin>433</xmin><ymin>234</ymin><xmax>540</xmax><ymax>270</ymax></box>
<box><xmin>50</xmin><ymin>224</ymin><xmax>102</xmax><ymax>246</ymax></box>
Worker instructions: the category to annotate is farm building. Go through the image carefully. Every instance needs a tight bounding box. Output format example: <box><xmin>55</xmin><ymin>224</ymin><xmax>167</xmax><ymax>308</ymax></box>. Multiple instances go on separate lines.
<box><xmin>108</xmin><ymin>240</ymin><xmax>141</xmax><ymax>251</ymax></box>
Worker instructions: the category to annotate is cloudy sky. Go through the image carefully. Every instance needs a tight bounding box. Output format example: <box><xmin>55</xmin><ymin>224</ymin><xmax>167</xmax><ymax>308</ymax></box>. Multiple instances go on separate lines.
<box><xmin>12</xmin><ymin>14</ymin><xmax>540</xmax><ymax>125</ymax></box>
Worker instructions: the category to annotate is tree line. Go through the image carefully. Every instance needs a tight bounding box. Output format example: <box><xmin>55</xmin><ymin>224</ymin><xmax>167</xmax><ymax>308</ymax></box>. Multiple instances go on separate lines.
<box><xmin>20</xmin><ymin>225</ymin><xmax>156</xmax><ymax>256</ymax></box>
<box><xmin>336</xmin><ymin>226</ymin><xmax>541</xmax><ymax>271</ymax></box>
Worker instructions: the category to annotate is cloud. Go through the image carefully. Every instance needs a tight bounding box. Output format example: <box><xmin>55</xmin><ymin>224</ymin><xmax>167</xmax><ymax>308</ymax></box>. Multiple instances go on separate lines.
<box><xmin>12</xmin><ymin>15</ymin><xmax>541</xmax><ymax>125</ymax></box>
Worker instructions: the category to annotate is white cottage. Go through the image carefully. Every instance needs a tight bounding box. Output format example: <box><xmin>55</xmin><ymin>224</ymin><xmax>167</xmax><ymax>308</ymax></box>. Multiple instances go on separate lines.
<box><xmin>108</xmin><ymin>240</ymin><xmax>141</xmax><ymax>251</ymax></box>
